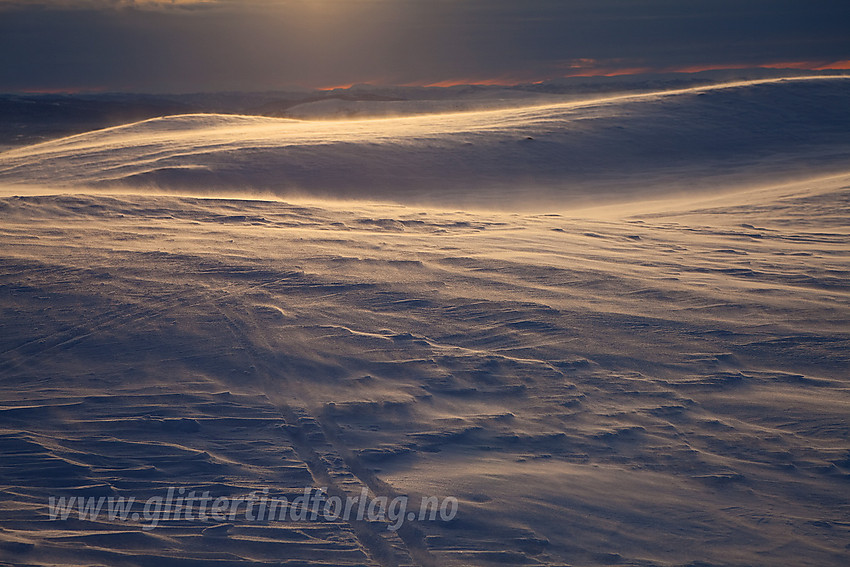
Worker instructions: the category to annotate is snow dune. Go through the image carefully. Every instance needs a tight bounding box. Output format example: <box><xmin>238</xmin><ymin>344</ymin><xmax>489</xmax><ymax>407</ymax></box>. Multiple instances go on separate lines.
<box><xmin>1</xmin><ymin>77</ymin><xmax>848</xmax><ymax>206</ymax></box>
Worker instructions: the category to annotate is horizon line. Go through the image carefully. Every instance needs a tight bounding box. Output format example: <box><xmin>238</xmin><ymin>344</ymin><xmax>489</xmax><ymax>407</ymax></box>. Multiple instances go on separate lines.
<box><xmin>5</xmin><ymin>60</ymin><xmax>850</xmax><ymax>96</ymax></box>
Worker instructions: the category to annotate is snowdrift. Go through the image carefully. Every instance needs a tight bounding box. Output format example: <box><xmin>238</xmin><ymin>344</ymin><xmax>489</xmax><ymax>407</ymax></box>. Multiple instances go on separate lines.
<box><xmin>1</xmin><ymin>177</ymin><xmax>849</xmax><ymax>565</ymax></box>
<box><xmin>1</xmin><ymin>77</ymin><xmax>848</xmax><ymax>207</ymax></box>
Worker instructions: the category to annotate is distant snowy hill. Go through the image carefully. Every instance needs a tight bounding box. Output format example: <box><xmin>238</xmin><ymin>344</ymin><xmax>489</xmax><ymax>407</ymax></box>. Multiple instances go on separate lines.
<box><xmin>2</xmin><ymin>77</ymin><xmax>848</xmax><ymax>207</ymax></box>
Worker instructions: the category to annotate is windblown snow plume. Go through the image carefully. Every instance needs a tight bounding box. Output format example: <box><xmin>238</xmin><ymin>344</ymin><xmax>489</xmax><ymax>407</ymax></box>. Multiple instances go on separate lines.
<box><xmin>1</xmin><ymin>77</ymin><xmax>848</xmax><ymax>206</ymax></box>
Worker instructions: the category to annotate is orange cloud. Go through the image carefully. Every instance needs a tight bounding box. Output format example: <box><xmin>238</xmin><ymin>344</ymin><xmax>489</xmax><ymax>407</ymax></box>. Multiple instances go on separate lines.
<box><xmin>397</xmin><ymin>59</ymin><xmax>850</xmax><ymax>89</ymax></box>
<box><xmin>668</xmin><ymin>60</ymin><xmax>850</xmax><ymax>74</ymax></box>
<box><xmin>316</xmin><ymin>83</ymin><xmax>360</xmax><ymax>92</ymax></box>
<box><xmin>814</xmin><ymin>60</ymin><xmax>850</xmax><ymax>70</ymax></box>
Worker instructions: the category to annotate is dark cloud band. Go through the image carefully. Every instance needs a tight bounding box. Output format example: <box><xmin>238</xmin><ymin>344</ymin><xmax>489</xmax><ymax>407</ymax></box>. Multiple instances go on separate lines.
<box><xmin>1</xmin><ymin>0</ymin><xmax>848</xmax><ymax>92</ymax></box>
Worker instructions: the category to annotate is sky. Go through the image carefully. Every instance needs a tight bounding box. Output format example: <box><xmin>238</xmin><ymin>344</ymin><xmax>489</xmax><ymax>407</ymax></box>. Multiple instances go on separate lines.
<box><xmin>1</xmin><ymin>0</ymin><xmax>849</xmax><ymax>93</ymax></box>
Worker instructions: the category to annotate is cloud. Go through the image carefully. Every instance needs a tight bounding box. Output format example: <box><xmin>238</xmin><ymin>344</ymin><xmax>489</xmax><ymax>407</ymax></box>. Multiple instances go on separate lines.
<box><xmin>1</xmin><ymin>0</ymin><xmax>849</xmax><ymax>92</ymax></box>
<box><xmin>0</xmin><ymin>0</ymin><xmax>221</xmax><ymax>10</ymax></box>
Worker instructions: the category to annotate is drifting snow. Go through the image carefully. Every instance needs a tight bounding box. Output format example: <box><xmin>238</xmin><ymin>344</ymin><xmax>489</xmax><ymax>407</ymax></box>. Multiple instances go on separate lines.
<box><xmin>0</xmin><ymin>77</ymin><xmax>849</xmax><ymax>566</ymax></box>
<box><xmin>1</xmin><ymin>77</ymin><xmax>849</xmax><ymax>207</ymax></box>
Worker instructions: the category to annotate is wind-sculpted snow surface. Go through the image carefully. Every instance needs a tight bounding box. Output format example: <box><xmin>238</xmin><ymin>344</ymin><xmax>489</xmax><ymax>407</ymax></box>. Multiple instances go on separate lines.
<box><xmin>0</xmin><ymin>77</ymin><xmax>849</xmax><ymax>206</ymax></box>
<box><xmin>1</xmin><ymin>75</ymin><xmax>849</xmax><ymax>566</ymax></box>
<box><xmin>1</xmin><ymin>175</ymin><xmax>849</xmax><ymax>565</ymax></box>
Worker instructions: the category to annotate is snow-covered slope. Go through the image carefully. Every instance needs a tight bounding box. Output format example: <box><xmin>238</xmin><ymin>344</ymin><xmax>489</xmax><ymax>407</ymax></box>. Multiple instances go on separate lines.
<box><xmin>1</xmin><ymin>77</ymin><xmax>848</xmax><ymax>206</ymax></box>
<box><xmin>1</xmin><ymin>176</ymin><xmax>849</xmax><ymax>566</ymax></box>
<box><xmin>1</xmin><ymin>75</ymin><xmax>849</xmax><ymax>566</ymax></box>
